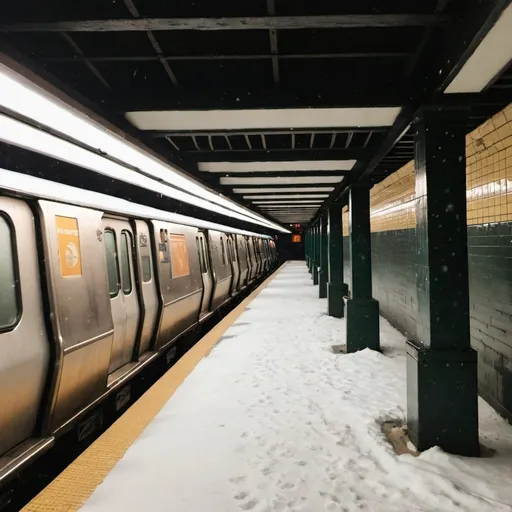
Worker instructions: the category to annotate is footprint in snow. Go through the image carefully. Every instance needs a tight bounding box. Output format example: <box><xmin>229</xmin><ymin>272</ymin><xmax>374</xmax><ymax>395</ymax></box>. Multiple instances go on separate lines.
<box><xmin>229</xmin><ymin>476</ymin><xmax>246</xmax><ymax>484</ymax></box>
<box><xmin>240</xmin><ymin>499</ymin><xmax>259</xmax><ymax>510</ymax></box>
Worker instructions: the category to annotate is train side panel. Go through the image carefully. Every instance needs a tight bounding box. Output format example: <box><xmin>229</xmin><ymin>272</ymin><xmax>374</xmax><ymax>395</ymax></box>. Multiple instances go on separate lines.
<box><xmin>152</xmin><ymin>221</ymin><xmax>202</xmax><ymax>350</ymax></box>
<box><xmin>37</xmin><ymin>200</ymin><xmax>113</xmax><ymax>432</ymax></box>
<box><xmin>227</xmin><ymin>234</ymin><xmax>240</xmax><ymax>296</ymax></box>
<box><xmin>0</xmin><ymin>197</ymin><xmax>50</xmax><ymax>456</ymax></box>
<box><xmin>235</xmin><ymin>234</ymin><xmax>249</xmax><ymax>289</ymax></box>
<box><xmin>246</xmin><ymin>236</ymin><xmax>256</xmax><ymax>283</ymax></box>
<box><xmin>209</xmin><ymin>230</ymin><xmax>233</xmax><ymax>311</ymax></box>
<box><xmin>133</xmin><ymin>219</ymin><xmax>160</xmax><ymax>356</ymax></box>
<box><xmin>253</xmin><ymin>237</ymin><xmax>262</xmax><ymax>277</ymax></box>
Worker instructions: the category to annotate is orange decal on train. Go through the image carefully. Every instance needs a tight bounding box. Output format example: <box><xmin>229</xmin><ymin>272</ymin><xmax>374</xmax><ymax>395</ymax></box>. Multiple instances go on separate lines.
<box><xmin>170</xmin><ymin>234</ymin><xmax>190</xmax><ymax>278</ymax></box>
<box><xmin>56</xmin><ymin>216</ymin><xmax>82</xmax><ymax>277</ymax></box>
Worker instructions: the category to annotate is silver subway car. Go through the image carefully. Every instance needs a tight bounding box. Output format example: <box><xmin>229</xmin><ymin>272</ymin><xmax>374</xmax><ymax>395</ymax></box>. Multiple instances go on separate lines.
<box><xmin>0</xmin><ymin>169</ymin><xmax>277</xmax><ymax>484</ymax></box>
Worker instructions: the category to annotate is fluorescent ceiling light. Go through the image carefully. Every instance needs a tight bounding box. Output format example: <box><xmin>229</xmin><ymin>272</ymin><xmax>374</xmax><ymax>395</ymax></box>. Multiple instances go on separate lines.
<box><xmin>253</xmin><ymin>200</ymin><xmax>324</xmax><ymax>204</ymax></box>
<box><xmin>0</xmin><ymin>114</ymin><xmax>288</xmax><ymax>232</ymax></box>
<box><xmin>445</xmin><ymin>3</ymin><xmax>512</xmax><ymax>93</ymax></box>
<box><xmin>245</xmin><ymin>194</ymin><xmax>329</xmax><ymax>199</ymax></box>
<box><xmin>233</xmin><ymin>187</ymin><xmax>334</xmax><ymax>194</ymax></box>
<box><xmin>0</xmin><ymin>63</ymin><xmax>285</xmax><ymax>232</ymax></box>
<box><xmin>126</xmin><ymin>108</ymin><xmax>401</xmax><ymax>131</ymax></box>
<box><xmin>222</xmin><ymin>176</ymin><xmax>343</xmax><ymax>185</ymax></box>
<box><xmin>259</xmin><ymin>205</ymin><xmax>320</xmax><ymax>209</ymax></box>
<box><xmin>199</xmin><ymin>160</ymin><xmax>357</xmax><ymax>172</ymax></box>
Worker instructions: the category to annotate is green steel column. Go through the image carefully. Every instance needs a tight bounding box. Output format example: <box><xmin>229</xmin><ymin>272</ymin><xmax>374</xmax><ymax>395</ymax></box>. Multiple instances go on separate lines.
<box><xmin>309</xmin><ymin>226</ymin><xmax>315</xmax><ymax>275</ymax></box>
<box><xmin>327</xmin><ymin>203</ymin><xmax>347</xmax><ymax>318</ymax></box>
<box><xmin>313</xmin><ymin>222</ymin><xmax>319</xmax><ymax>285</ymax></box>
<box><xmin>407</xmin><ymin>106</ymin><xmax>478</xmax><ymax>456</ymax></box>
<box><xmin>319</xmin><ymin>213</ymin><xmax>328</xmax><ymax>298</ymax></box>
<box><xmin>307</xmin><ymin>229</ymin><xmax>313</xmax><ymax>273</ymax></box>
<box><xmin>307</xmin><ymin>230</ymin><xmax>311</xmax><ymax>268</ymax></box>
<box><xmin>346</xmin><ymin>183</ymin><xmax>379</xmax><ymax>353</ymax></box>
<box><xmin>305</xmin><ymin>231</ymin><xmax>309</xmax><ymax>266</ymax></box>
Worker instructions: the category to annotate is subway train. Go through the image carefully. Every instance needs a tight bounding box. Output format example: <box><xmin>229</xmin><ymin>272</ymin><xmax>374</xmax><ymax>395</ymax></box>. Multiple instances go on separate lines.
<box><xmin>0</xmin><ymin>169</ymin><xmax>277</xmax><ymax>485</ymax></box>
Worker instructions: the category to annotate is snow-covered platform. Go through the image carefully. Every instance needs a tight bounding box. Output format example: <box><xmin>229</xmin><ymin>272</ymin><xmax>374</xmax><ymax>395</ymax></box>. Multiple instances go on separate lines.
<box><xmin>28</xmin><ymin>262</ymin><xmax>512</xmax><ymax>512</ymax></box>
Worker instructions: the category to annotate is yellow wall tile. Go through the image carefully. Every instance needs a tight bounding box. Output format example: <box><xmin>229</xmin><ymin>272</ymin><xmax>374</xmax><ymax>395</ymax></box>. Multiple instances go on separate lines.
<box><xmin>364</xmin><ymin>103</ymin><xmax>512</xmax><ymax>232</ymax></box>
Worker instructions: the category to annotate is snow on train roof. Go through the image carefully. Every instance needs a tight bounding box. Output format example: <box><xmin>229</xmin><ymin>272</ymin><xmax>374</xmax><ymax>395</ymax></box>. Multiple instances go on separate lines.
<box><xmin>0</xmin><ymin>169</ymin><xmax>272</xmax><ymax>238</ymax></box>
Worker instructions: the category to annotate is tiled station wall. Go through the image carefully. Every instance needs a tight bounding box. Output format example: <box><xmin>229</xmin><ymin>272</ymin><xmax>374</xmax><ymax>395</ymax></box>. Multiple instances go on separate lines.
<box><xmin>342</xmin><ymin>104</ymin><xmax>512</xmax><ymax>419</ymax></box>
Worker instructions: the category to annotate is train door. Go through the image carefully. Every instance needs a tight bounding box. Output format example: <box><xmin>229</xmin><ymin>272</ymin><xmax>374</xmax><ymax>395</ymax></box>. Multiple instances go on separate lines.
<box><xmin>253</xmin><ymin>237</ymin><xmax>262</xmax><ymax>276</ymax></box>
<box><xmin>227</xmin><ymin>235</ymin><xmax>240</xmax><ymax>295</ymax></box>
<box><xmin>197</xmin><ymin>231</ymin><xmax>213</xmax><ymax>320</ymax></box>
<box><xmin>263</xmin><ymin>240</ymin><xmax>270</xmax><ymax>270</ymax></box>
<box><xmin>102</xmin><ymin>218</ymin><xmax>140</xmax><ymax>374</ymax></box>
<box><xmin>133</xmin><ymin>220</ymin><xmax>159</xmax><ymax>356</ymax></box>
<box><xmin>0</xmin><ymin>197</ymin><xmax>50</xmax><ymax>456</ymax></box>
<box><xmin>246</xmin><ymin>236</ymin><xmax>255</xmax><ymax>282</ymax></box>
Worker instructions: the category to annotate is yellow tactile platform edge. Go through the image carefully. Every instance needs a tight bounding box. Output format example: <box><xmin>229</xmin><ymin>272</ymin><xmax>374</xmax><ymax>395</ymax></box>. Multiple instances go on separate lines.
<box><xmin>23</xmin><ymin>264</ymin><xmax>286</xmax><ymax>512</ymax></box>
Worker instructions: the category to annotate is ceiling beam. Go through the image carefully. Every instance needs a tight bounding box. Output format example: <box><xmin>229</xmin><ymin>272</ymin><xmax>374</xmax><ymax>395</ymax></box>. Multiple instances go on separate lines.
<box><xmin>40</xmin><ymin>52</ymin><xmax>413</xmax><ymax>63</ymax></box>
<box><xmin>121</xmin><ymin>0</ymin><xmax>180</xmax><ymax>87</ymax></box>
<box><xmin>60</xmin><ymin>33</ymin><xmax>111</xmax><ymax>90</ymax></box>
<box><xmin>191</xmin><ymin>149</ymin><xmax>364</xmax><ymax>162</ymax></box>
<box><xmin>0</xmin><ymin>14</ymin><xmax>447</xmax><ymax>33</ymax></box>
<box><xmin>114</xmin><ymin>87</ymin><xmax>402</xmax><ymax>111</ymax></box>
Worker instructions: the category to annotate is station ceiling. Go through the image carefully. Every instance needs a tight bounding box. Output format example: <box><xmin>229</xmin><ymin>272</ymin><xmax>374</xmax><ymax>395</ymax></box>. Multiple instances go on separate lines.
<box><xmin>1</xmin><ymin>0</ymin><xmax>511</xmax><ymax>228</ymax></box>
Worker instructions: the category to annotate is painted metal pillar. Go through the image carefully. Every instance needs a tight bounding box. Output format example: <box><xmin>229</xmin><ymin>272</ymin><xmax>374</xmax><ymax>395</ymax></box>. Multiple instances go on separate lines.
<box><xmin>313</xmin><ymin>221</ymin><xmax>319</xmax><ymax>285</ymax></box>
<box><xmin>407</xmin><ymin>106</ymin><xmax>478</xmax><ymax>456</ymax></box>
<box><xmin>304</xmin><ymin>231</ymin><xmax>308</xmax><ymax>266</ymax></box>
<box><xmin>319</xmin><ymin>212</ymin><xmax>328</xmax><ymax>298</ymax></box>
<box><xmin>346</xmin><ymin>183</ymin><xmax>380</xmax><ymax>352</ymax></box>
<box><xmin>308</xmin><ymin>226</ymin><xmax>314</xmax><ymax>277</ymax></box>
<box><xmin>327</xmin><ymin>203</ymin><xmax>347</xmax><ymax>318</ymax></box>
<box><xmin>305</xmin><ymin>231</ymin><xmax>309</xmax><ymax>267</ymax></box>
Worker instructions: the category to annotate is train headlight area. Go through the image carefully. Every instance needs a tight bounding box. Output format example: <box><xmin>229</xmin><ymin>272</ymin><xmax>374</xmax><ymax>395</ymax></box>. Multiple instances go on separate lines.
<box><xmin>0</xmin><ymin>63</ymin><xmax>289</xmax><ymax>234</ymax></box>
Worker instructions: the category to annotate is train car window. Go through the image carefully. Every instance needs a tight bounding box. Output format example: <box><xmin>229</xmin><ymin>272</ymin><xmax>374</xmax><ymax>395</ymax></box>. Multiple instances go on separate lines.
<box><xmin>226</xmin><ymin>238</ymin><xmax>233</xmax><ymax>261</ymax></box>
<box><xmin>200</xmin><ymin>237</ymin><xmax>209</xmax><ymax>271</ymax></box>
<box><xmin>120</xmin><ymin>231</ymin><xmax>133</xmax><ymax>294</ymax></box>
<box><xmin>0</xmin><ymin>215</ymin><xmax>20</xmax><ymax>331</ymax></box>
<box><xmin>170</xmin><ymin>234</ymin><xmax>190</xmax><ymax>278</ymax></box>
<box><xmin>220</xmin><ymin>237</ymin><xmax>227</xmax><ymax>266</ymax></box>
<box><xmin>104</xmin><ymin>229</ymin><xmax>120</xmax><ymax>297</ymax></box>
<box><xmin>230</xmin><ymin>239</ymin><xmax>237</xmax><ymax>262</ymax></box>
<box><xmin>141</xmin><ymin>256</ymin><xmax>152</xmax><ymax>282</ymax></box>
<box><xmin>158</xmin><ymin>228</ymin><xmax>170</xmax><ymax>263</ymax></box>
<box><xmin>196</xmin><ymin>237</ymin><xmax>206</xmax><ymax>274</ymax></box>
<box><xmin>225</xmin><ymin>238</ymin><xmax>231</xmax><ymax>263</ymax></box>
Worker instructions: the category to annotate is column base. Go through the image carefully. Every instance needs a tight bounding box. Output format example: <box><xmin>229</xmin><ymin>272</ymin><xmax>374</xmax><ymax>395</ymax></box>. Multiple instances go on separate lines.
<box><xmin>406</xmin><ymin>341</ymin><xmax>479</xmax><ymax>456</ymax></box>
<box><xmin>319</xmin><ymin>270</ymin><xmax>327</xmax><ymax>298</ymax></box>
<box><xmin>346</xmin><ymin>298</ymin><xmax>380</xmax><ymax>352</ymax></box>
<box><xmin>327</xmin><ymin>283</ymin><xmax>347</xmax><ymax>318</ymax></box>
<box><xmin>313</xmin><ymin>265</ymin><xmax>319</xmax><ymax>285</ymax></box>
